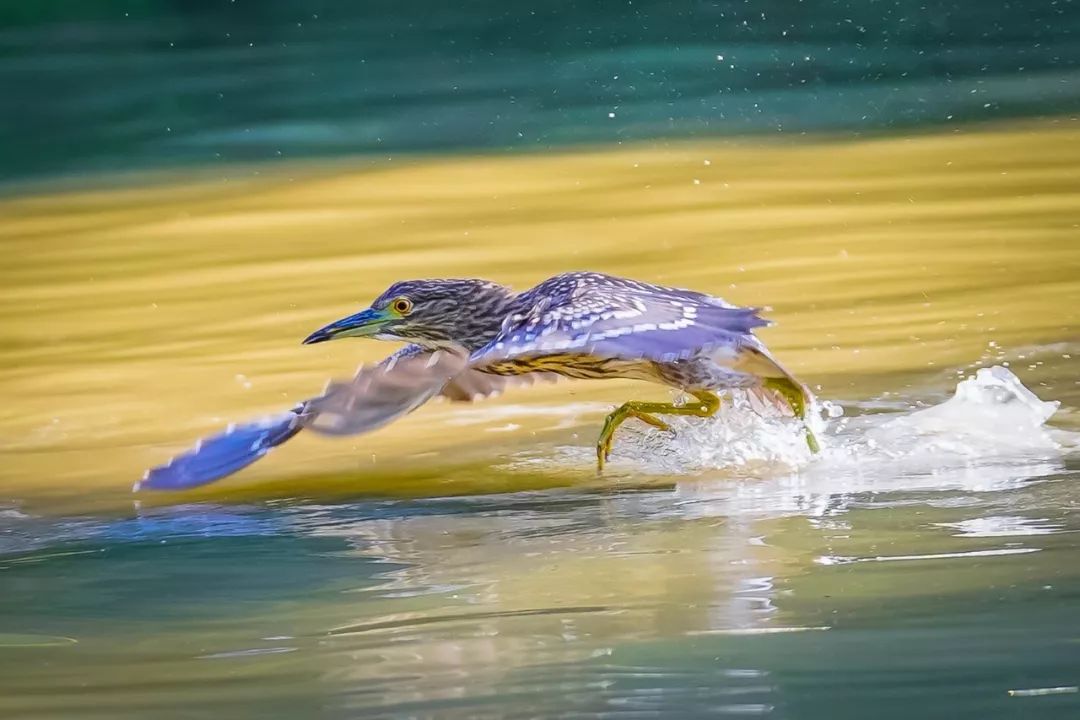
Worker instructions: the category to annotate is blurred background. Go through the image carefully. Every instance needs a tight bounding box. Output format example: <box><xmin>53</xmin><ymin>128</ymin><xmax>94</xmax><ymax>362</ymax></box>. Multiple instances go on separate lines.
<box><xmin>2</xmin><ymin>2</ymin><xmax>1080</xmax><ymax>718</ymax></box>
<box><xmin>2</xmin><ymin>0</ymin><xmax>1080</xmax><ymax>182</ymax></box>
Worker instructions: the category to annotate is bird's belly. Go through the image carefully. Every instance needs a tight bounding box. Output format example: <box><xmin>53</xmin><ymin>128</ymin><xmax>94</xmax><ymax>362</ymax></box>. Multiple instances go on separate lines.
<box><xmin>654</xmin><ymin>356</ymin><xmax>759</xmax><ymax>391</ymax></box>
<box><xmin>484</xmin><ymin>352</ymin><xmax>756</xmax><ymax>389</ymax></box>
<box><xmin>485</xmin><ymin>354</ymin><xmax>660</xmax><ymax>382</ymax></box>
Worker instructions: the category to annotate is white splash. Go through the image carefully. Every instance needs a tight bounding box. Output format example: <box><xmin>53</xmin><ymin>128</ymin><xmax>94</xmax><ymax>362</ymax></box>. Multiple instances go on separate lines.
<box><xmin>609</xmin><ymin>390</ymin><xmax>820</xmax><ymax>474</ymax></box>
<box><xmin>521</xmin><ymin>365</ymin><xmax>1076</xmax><ymax>516</ymax></box>
<box><xmin>604</xmin><ymin>366</ymin><xmax>1069</xmax><ymax>477</ymax></box>
<box><xmin>863</xmin><ymin>366</ymin><xmax>1061</xmax><ymax>455</ymax></box>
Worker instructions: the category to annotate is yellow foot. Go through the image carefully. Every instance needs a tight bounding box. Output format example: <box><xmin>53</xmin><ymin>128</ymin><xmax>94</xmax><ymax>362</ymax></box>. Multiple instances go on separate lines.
<box><xmin>595</xmin><ymin>391</ymin><xmax>720</xmax><ymax>472</ymax></box>
<box><xmin>762</xmin><ymin>377</ymin><xmax>820</xmax><ymax>453</ymax></box>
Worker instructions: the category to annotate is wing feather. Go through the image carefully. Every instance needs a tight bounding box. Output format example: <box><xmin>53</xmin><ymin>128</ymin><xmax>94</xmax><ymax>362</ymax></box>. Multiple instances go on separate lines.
<box><xmin>472</xmin><ymin>273</ymin><xmax>767</xmax><ymax>368</ymax></box>
<box><xmin>303</xmin><ymin>347</ymin><xmax>468</xmax><ymax>436</ymax></box>
<box><xmin>138</xmin><ymin>345</ymin><xmax>552</xmax><ymax>491</ymax></box>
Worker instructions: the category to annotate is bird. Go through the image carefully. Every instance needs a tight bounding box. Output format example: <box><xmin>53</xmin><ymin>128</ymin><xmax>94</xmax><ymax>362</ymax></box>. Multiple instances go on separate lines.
<box><xmin>138</xmin><ymin>271</ymin><xmax>818</xmax><ymax>491</ymax></box>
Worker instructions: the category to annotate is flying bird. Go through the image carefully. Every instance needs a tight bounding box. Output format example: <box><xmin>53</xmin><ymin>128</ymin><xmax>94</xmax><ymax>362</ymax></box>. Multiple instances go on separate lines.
<box><xmin>138</xmin><ymin>272</ymin><xmax>817</xmax><ymax>491</ymax></box>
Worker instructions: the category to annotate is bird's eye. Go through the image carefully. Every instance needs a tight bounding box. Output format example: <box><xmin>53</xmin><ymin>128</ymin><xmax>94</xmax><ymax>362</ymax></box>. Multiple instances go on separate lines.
<box><xmin>392</xmin><ymin>297</ymin><xmax>413</xmax><ymax>315</ymax></box>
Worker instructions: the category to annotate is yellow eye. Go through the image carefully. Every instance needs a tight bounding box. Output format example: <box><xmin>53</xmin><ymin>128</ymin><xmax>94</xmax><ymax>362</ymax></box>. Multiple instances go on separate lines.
<box><xmin>392</xmin><ymin>298</ymin><xmax>413</xmax><ymax>315</ymax></box>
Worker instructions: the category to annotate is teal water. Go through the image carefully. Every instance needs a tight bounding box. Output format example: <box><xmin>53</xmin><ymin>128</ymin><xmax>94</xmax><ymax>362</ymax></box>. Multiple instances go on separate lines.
<box><xmin>3</xmin><ymin>484</ymin><xmax>1079</xmax><ymax>718</ymax></box>
<box><xmin>3</xmin><ymin>0</ymin><xmax>1080</xmax><ymax>182</ymax></box>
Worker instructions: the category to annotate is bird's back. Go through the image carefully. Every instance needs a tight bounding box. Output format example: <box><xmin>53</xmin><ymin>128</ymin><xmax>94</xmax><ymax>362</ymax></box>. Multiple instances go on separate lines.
<box><xmin>517</xmin><ymin>271</ymin><xmax>768</xmax><ymax>335</ymax></box>
<box><xmin>474</xmin><ymin>271</ymin><xmax>768</xmax><ymax>370</ymax></box>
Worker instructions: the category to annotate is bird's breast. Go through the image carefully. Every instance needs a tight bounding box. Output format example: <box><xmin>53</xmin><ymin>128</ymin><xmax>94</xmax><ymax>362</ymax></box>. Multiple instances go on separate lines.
<box><xmin>484</xmin><ymin>353</ymin><xmax>660</xmax><ymax>382</ymax></box>
<box><xmin>653</xmin><ymin>352</ymin><xmax>759</xmax><ymax>391</ymax></box>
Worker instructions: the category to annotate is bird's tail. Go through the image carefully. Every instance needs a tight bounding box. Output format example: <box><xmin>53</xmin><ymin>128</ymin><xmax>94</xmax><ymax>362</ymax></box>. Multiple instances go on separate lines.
<box><xmin>737</xmin><ymin>343</ymin><xmax>820</xmax><ymax>453</ymax></box>
<box><xmin>136</xmin><ymin>405</ymin><xmax>306</xmax><ymax>491</ymax></box>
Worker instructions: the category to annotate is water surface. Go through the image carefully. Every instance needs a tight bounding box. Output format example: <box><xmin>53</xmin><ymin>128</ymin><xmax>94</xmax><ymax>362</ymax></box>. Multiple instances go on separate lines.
<box><xmin>4</xmin><ymin>0</ymin><xmax>1080</xmax><ymax>182</ymax></box>
<box><xmin>1</xmin><ymin>122</ymin><xmax>1079</xmax><ymax>717</ymax></box>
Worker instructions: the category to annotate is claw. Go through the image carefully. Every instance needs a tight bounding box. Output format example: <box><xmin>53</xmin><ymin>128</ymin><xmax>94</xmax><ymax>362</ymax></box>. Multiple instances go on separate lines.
<box><xmin>762</xmin><ymin>377</ymin><xmax>819</xmax><ymax>454</ymax></box>
<box><xmin>594</xmin><ymin>391</ymin><xmax>720</xmax><ymax>471</ymax></box>
<box><xmin>596</xmin><ymin>415</ymin><xmax>617</xmax><ymax>471</ymax></box>
<box><xmin>634</xmin><ymin>414</ymin><xmax>671</xmax><ymax>433</ymax></box>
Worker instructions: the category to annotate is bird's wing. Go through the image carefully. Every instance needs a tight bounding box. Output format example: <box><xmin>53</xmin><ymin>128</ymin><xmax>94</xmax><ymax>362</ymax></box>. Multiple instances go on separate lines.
<box><xmin>308</xmin><ymin>345</ymin><xmax>557</xmax><ymax>424</ymax></box>
<box><xmin>303</xmin><ymin>346</ymin><xmax>468</xmax><ymax>435</ymax></box>
<box><xmin>138</xmin><ymin>348</ymin><xmax>465</xmax><ymax>491</ymax></box>
<box><xmin>471</xmin><ymin>275</ymin><xmax>768</xmax><ymax>368</ymax></box>
<box><xmin>140</xmin><ymin>346</ymin><xmax>545</xmax><ymax>492</ymax></box>
<box><xmin>439</xmin><ymin>365</ymin><xmax>560</xmax><ymax>401</ymax></box>
<box><xmin>136</xmin><ymin>409</ymin><xmax>305</xmax><ymax>492</ymax></box>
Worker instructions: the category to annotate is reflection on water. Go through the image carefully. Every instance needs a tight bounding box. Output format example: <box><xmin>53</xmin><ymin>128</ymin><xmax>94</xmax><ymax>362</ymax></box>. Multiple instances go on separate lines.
<box><xmin>1</xmin><ymin>120</ymin><xmax>1080</xmax><ymax>717</ymax></box>
<box><xmin>1</xmin><ymin>416</ymin><xmax>1078</xmax><ymax>716</ymax></box>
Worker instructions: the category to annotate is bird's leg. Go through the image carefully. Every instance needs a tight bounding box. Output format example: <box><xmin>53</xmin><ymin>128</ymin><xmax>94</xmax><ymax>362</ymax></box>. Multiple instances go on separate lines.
<box><xmin>761</xmin><ymin>377</ymin><xmax>821</xmax><ymax>453</ymax></box>
<box><xmin>596</xmin><ymin>390</ymin><xmax>721</xmax><ymax>471</ymax></box>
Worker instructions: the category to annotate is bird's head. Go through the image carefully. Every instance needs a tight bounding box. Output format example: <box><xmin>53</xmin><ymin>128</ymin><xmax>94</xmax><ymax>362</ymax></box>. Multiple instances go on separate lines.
<box><xmin>302</xmin><ymin>278</ymin><xmax>517</xmax><ymax>350</ymax></box>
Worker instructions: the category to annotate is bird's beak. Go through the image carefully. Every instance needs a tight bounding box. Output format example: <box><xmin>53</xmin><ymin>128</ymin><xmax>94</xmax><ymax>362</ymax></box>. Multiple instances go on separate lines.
<box><xmin>302</xmin><ymin>308</ymin><xmax>389</xmax><ymax>345</ymax></box>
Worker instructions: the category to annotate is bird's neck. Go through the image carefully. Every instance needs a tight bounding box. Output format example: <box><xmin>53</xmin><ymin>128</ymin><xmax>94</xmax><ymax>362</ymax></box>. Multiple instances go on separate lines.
<box><xmin>456</xmin><ymin>290</ymin><xmax>534</xmax><ymax>353</ymax></box>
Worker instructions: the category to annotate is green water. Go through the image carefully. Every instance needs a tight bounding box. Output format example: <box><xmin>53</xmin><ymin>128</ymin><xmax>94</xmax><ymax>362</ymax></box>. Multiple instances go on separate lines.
<box><xmin>3</xmin><ymin>464</ymin><xmax>1080</xmax><ymax>718</ymax></box>
<box><xmin>3</xmin><ymin>0</ymin><xmax>1080</xmax><ymax>183</ymax></box>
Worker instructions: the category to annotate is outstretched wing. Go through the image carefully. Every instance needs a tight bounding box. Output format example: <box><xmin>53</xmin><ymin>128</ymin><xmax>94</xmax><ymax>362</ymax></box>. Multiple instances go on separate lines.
<box><xmin>137</xmin><ymin>409</ymin><xmax>305</xmax><ymax>492</ymax></box>
<box><xmin>302</xmin><ymin>346</ymin><xmax>469</xmax><ymax>436</ymax></box>
<box><xmin>472</xmin><ymin>272</ymin><xmax>768</xmax><ymax>368</ymax></box>
<box><xmin>438</xmin><ymin>366</ymin><xmax>559</xmax><ymax>401</ymax></box>
<box><xmin>138</xmin><ymin>346</ymin><xmax>551</xmax><ymax>492</ymax></box>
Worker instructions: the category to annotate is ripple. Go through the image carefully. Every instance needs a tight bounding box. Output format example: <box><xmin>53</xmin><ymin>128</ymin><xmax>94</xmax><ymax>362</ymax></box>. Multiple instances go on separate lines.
<box><xmin>198</xmin><ymin>647</ymin><xmax>298</xmax><ymax>660</ymax></box>
<box><xmin>0</xmin><ymin>634</ymin><xmax>78</xmax><ymax>648</ymax></box>
<box><xmin>816</xmin><ymin>548</ymin><xmax>1040</xmax><ymax>565</ymax></box>
<box><xmin>1008</xmin><ymin>686</ymin><xmax>1079</xmax><ymax>697</ymax></box>
<box><xmin>939</xmin><ymin>516</ymin><xmax>1065</xmax><ymax>537</ymax></box>
<box><xmin>327</xmin><ymin>605</ymin><xmax>615</xmax><ymax>636</ymax></box>
<box><xmin>687</xmin><ymin>626</ymin><xmax>831</xmax><ymax>636</ymax></box>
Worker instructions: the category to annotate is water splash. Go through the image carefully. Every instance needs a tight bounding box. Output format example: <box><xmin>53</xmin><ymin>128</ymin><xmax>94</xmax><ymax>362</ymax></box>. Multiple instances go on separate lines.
<box><xmin>864</xmin><ymin>366</ymin><xmax>1062</xmax><ymax>456</ymax></box>
<box><xmin>610</xmin><ymin>391</ymin><xmax>821</xmax><ymax>474</ymax></box>
<box><xmin>558</xmin><ymin>366</ymin><xmax>1074</xmax><ymax>489</ymax></box>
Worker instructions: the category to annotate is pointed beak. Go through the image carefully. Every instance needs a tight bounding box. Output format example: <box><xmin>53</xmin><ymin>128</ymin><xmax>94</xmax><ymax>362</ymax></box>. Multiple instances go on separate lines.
<box><xmin>302</xmin><ymin>308</ymin><xmax>388</xmax><ymax>345</ymax></box>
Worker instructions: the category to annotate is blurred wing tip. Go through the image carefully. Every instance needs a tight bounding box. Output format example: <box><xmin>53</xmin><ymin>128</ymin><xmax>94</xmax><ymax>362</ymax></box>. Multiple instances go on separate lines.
<box><xmin>137</xmin><ymin>411</ymin><xmax>302</xmax><ymax>492</ymax></box>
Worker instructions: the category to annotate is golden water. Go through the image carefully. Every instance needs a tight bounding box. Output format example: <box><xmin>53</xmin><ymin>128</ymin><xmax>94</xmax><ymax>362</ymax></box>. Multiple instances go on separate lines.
<box><xmin>3</xmin><ymin>120</ymin><xmax>1077</xmax><ymax>511</ymax></box>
